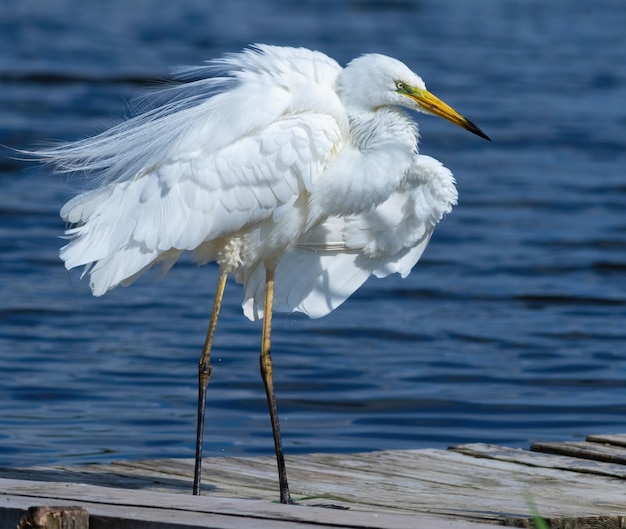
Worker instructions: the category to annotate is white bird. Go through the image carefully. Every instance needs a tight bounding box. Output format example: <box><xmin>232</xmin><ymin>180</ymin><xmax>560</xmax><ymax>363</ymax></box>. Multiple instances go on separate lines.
<box><xmin>35</xmin><ymin>44</ymin><xmax>489</xmax><ymax>504</ymax></box>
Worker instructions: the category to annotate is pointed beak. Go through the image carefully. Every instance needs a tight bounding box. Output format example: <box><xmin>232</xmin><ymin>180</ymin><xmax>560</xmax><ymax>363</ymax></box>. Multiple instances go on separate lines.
<box><xmin>406</xmin><ymin>88</ymin><xmax>491</xmax><ymax>141</ymax></box>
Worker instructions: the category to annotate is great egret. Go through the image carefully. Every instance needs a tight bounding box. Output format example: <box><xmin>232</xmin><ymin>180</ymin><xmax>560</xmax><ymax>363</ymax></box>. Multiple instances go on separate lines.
<box><xmin>35</xmin><ymin>44</ymin><xmax>490</xmax><ymax>504</ymax></box>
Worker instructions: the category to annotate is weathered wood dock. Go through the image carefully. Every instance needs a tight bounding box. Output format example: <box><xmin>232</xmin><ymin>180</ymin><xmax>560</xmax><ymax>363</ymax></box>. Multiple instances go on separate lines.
<box><xmin>2</xmin><ymin>434</ymin><xmax>626</xmax><ymax>528</ymax></box>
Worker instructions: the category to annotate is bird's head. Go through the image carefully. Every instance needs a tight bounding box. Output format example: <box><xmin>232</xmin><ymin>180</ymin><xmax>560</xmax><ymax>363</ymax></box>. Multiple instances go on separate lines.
<box><xmin>339</xmin><ymin>54</ymin><xmax>490</xmax><ymax>141</ymax></box>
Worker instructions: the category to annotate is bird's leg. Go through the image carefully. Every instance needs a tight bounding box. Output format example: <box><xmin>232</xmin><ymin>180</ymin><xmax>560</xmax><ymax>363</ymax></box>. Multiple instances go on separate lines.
<box><xmin>193</xmin><ymin>270</ymin><xmax>228</xmax><ymax>496</ymax></box>
<box><xmin>260</xmin><ymin>266</ymin><xmax>293</xmax><ymax>504</ymax></box>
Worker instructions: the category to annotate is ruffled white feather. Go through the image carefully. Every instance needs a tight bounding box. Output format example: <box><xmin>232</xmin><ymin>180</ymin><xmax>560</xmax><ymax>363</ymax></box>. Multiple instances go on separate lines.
<box><xmin>33</xmin><ymin>44</ymin><xmax>461</xmax><ymax>319</ymax></box>
<box><xmin>41</xmin><ymin>45</ymin><xmax>347</xmax><ymax>295</ymax></box>
<box><xmin>242</xmin><ymin>155</ymin><xmax>457</xmax><ymax>319</ymax></box>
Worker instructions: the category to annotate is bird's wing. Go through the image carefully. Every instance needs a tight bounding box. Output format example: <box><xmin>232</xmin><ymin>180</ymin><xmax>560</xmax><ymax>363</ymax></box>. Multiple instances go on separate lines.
<box><xmin>47</xmin><ymin>46</ymin><xmax>346</xmax><ymax>295</ymax></box>
<box><xmin>242</xmin><ymin>155</ymin><xmax>458</xmax><ymax>320</ymax></box>
<box><xmin>61</xmin><ymin>112</ymin><xmax>344</xmax><ymax>296</ymax></box>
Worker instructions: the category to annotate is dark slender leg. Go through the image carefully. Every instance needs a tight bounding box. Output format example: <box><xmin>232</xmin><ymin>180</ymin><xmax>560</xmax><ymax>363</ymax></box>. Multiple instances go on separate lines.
<box><xmin>193</xmin><ymin>270</ymin><xmax>228</xmax><ymax>496</ymax></box>
<box><xmin>260</xmin><ymin>266</ymin><xmax>293</xmax><ymax>504</ymax></box>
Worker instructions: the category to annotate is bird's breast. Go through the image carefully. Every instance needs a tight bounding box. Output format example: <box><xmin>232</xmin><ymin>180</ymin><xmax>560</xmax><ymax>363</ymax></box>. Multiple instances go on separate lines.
<box><xmin>308</xmin><ymin>112</ymin><xmax>416</xmax><ymax>221</ymax></box>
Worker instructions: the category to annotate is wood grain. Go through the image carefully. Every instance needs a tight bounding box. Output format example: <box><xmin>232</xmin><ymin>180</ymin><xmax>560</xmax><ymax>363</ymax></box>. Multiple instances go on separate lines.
<box><xmin>2</xmin><ymin>438</ymin><xmax>626</xmax><ymax>528</ymax></box>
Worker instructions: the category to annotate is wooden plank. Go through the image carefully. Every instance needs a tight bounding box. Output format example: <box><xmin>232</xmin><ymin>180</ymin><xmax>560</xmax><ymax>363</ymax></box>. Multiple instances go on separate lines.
<box><xmin>531</xmin><ymin>441</ymin><xmax>626</xmax><ymax>465</ymax></box>
<box><xmin>451</xmin><ymin>443</ymin><xmax>626</xmax><ymax>479</ymax></box>
<box><xmin>0</xmin><ymin>477</ymin><xmax>498</xmax><ymax>529</ymax></box>
<box><xmin>4</xmin><ymin>448</ymin><xmax>626</xmax><ymax>527</ymax></box>
<box><xmin>586</xmin><ymin>434</ymin><xmax>626</xmax><ymax>448</ymax></box>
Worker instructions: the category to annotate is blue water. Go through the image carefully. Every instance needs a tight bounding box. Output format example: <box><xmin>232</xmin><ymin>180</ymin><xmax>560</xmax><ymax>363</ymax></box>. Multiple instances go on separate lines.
<box><xmin>2</xmin><ymin>0</ymin><xmax>626</xmax><ymax>469</ymax></box>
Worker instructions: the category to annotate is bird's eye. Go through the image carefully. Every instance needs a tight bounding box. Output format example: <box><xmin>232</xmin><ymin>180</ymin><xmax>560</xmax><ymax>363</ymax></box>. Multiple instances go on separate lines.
<box><xmin>395</xmin><ymin>81</ymin><xmax>405</xmax><ymax>91</ymax></box>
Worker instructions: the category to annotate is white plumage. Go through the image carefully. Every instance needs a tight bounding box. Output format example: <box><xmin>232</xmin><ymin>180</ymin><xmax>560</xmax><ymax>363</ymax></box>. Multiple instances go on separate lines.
<box><xmin>45</xmin><ymin>45</ymin><xmax>486</xmax><ymax>313</ymax></box>
<box><xmin>36</xmin><ymin>44</ymin><xmax>489</xmax><ymax>502</ymax></box>
<box><xmin>242</xmin><ymin>153</ymin><xmax>458</xmax><ymax>319</ymax></box>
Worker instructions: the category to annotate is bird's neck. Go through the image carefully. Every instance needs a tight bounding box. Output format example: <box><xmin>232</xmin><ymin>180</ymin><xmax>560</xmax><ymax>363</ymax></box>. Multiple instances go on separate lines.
<box><xmin>347</xmin><ymin>107</ymin><xmax>418</xmax><ymax>154</ymax></box>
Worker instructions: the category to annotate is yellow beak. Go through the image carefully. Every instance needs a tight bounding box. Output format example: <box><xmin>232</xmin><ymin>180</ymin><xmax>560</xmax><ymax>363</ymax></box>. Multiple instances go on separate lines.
<box><xmin>406</xmin><ymin>88</ymin><xmax>491</xmax><ymax>141</ymax></box>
